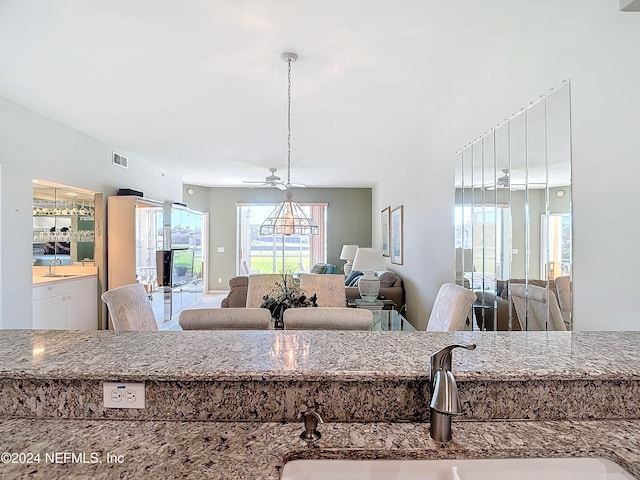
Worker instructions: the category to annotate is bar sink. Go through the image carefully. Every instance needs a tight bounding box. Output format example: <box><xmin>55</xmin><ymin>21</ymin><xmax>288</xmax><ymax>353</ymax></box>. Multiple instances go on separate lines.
<box><xmin>281</xmin><ymin>457</ymin><xmax>635</xmax><ymax>480</ymax></box>
<box><xmin>40</xmin><ymin>273</ymin><xmax>82</xmax><ymax>278</ymax></box>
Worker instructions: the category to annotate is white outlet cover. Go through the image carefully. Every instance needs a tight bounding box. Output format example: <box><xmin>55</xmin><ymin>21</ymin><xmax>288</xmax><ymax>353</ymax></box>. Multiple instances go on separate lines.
<box><xmin>103</xmin><ymin>382</ymin><xmax>145</xmax><ymax>409</ymax></box>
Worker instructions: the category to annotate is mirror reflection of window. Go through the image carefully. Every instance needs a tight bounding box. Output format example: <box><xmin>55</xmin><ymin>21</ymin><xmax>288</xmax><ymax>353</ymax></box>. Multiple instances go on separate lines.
<box><xmin>541</xmin><ymin>213</ymin><xmax>572</xmax><ymax>280</ymax></box>
<box><xmin>455</xmin><ymin>205</ymin><xmax>510</xmax><ymax>291</ymax></box>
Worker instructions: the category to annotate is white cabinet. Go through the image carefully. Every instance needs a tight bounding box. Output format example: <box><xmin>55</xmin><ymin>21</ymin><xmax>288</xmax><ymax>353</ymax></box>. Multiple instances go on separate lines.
<box><xmin>32</xmin><ymin>277</ymin><xmax>98</xmax><ymax>330</ymax></box>
<box><xmin>33</xmin><ymin>283</ymin><xmax>67</xmax><ymax>329</ymax></box>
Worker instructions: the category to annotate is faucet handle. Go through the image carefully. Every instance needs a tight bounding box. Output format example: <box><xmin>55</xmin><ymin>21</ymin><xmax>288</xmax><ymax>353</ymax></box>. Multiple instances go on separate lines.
<box><xmin>300</xmin><ymin>410</ymin><xmax>323</xmax><ymax>442</ymax></box>
<box><xmin>430</xmin><ymin>343</ymin><xmax>476</xmax><ymax>378</ymax></box>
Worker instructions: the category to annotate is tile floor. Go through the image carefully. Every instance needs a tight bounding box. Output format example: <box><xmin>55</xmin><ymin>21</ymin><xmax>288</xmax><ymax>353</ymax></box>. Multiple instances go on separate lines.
<box><xmin>157</xmin><ymin>290</ymin><xmax>229</xmax><ymax>331</ymax></box>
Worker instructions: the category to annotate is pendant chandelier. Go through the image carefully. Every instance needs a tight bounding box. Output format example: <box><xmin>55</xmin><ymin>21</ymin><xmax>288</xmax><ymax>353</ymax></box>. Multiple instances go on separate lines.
<box><xmin>259</xmin><ymin>52</ymin><xmax>319</xmax><ymax>236</ymax></box>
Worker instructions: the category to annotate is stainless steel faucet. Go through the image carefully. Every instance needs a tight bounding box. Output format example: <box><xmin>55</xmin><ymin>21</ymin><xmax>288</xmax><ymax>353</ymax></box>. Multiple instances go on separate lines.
<box><xmin>429</xmin><ymin>343</ymin><xmax>476</xmax><ymax>444</ymax></box>
<box><xmin>300</xmin><ymin>410</ymin><xmax>323</xmax><ymax>442</ymax></box>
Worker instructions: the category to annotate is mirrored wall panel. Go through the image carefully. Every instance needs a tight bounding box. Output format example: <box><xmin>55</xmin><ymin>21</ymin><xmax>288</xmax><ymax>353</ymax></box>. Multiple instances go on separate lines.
<box><xmin>454</xmin><ymin>81</ymin><xmax>572</xmax><ymax>332</ymax></box>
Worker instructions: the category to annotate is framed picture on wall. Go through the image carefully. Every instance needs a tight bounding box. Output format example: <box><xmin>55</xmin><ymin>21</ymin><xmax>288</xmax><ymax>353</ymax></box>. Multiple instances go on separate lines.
<box><xmin>381</xmin><ymin>206</ymin><xmax>391</xmax><ymax>257</ymax></box>
<box><xmin>390</xmin><ymin>205</ymin><xmax>404</xmax><ymax>265</ymax></box>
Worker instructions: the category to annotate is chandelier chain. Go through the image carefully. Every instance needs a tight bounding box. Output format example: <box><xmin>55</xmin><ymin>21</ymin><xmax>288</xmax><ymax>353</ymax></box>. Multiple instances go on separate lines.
<box><xmin>258</xmin><ymin>52</ymin><xmax>318</xmax><ymax>238</ymax></box>
<box><xmin>286</xmin><ymin>57</ymin><xmax>292</xmax><ymax>186</ymax></box>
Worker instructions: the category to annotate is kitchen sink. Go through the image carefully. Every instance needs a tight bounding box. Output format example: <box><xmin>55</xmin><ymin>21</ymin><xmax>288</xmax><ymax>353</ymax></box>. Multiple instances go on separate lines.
<box><xmin>281</xmin><ymin>457</ymin><xmax>635</xmax><ymax>480</ymax></box>
<box><xmin>40</xmin><ymin>273</ymin><xmax>82</xmax><ymax>278</ymax></box>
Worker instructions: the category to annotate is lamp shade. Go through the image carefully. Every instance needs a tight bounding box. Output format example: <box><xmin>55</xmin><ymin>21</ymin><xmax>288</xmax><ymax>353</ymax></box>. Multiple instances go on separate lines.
<box><xmin>351</xmin><ymin>248</ymin><xmax>386</xmax><ymax>273</ymax></box>
<box><xmin>339</xmin><ymin>244</ymin><xmax>359</xmax><ymax>261</ymax></box>
<box><xmin>351</xmin><ymin>248</ymin><xmax>386</xmax><ymax>302</ymax></box>
<box><xmin>340</xmin><ymin>244</ymin><xmax>359</xmax><ymax>274</ymax></box>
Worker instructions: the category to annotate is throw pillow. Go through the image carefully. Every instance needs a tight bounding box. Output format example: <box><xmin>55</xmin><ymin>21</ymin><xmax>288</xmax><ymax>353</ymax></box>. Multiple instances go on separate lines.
<box><xmin>324</xmin><ymin>264</ymin><xmax>337</xmax><ymax>274</ymax></box>
<box><xmin>376</xmin><ymin>271</ymin><xmax>396</xmax><ymax>287</ymax></box>
<box><xmin>344</xmin><ymin>270</ymin><xmax>363</xmax><ymax>286</ymax></box>
<box><xmin>348</xmin><ymin>273</ymin><xmax>364</xmax><ymax>287</ymax></box>
<box><xmin>310</xmin><ymin>263</ymin><xmax>326</xmax><ymax>274</ymax></box>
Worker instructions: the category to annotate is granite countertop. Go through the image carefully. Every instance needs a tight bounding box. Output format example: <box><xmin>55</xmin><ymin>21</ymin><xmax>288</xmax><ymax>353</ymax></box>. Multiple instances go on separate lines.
<box><xmin>1</xmin><ymin>331</ymin><xmax>639</xmax><ymax>478</ymax></box>
<box><xmin>0</xmin><ymin>418</ymin><xmax>638</xmax><ymax>479</ymax></box>
<box><xmin>1</xmin><ymin>329</ymin><xmax>639</xmax><ymax>382</ymax></box>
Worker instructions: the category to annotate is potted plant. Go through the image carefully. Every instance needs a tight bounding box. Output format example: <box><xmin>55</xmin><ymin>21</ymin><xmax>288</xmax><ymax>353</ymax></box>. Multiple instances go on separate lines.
<box><xmin>260</xmin><ymin>274</ymin><xmax>317</xmax><ymax>329</ymax></box>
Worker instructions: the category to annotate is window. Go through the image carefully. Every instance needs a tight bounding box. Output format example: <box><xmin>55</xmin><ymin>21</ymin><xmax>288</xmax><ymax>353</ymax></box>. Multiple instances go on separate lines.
<box><xmin>237</xmin><ymin>203</ymin><xmax>326</xmax><ymax>274</ymax></box>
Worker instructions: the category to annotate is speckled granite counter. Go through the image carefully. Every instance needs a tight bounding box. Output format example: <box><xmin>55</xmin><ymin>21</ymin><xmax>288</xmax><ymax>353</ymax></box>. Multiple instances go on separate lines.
<box><xmin>0</xmin><ymin>419</ymin><xmax>638</xmax><ymax>479</ymax></box>
<box><xmin>1</xmin><ymin>330</ymin><xmax>639</xmax><ymax>422</ymax></box>
<box><xmin>1</xmin><ymin>330</ymin><xmax>639</xmax><ymax>478</ymax></box>
<box><xmin>3</xmin><ymin>329</ymin><xmax>639</xmax><ymax>381</ymax></box>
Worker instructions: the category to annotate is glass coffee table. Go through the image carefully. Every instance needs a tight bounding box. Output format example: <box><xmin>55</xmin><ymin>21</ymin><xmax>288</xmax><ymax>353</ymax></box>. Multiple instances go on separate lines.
<box><xmin>372</xmin><ymin>310</ymin><xmax>416</xmax><ymax>331</ymax></box>
<box><xmin>347</xmin><ymin>298</ymin><xmax>397</xmax><ymax>311</ymax></box>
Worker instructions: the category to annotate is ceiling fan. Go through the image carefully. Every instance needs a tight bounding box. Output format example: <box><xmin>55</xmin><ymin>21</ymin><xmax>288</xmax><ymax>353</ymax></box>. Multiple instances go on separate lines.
<box><xmin>497</xmin><ymin>169</ymin><xmax>510</xmax><ymax>188</ymax></box>
<box><xmin>485</xmin><ymin>169</ymin><xmax>509</xmax><ymax>191</ymax></box>
<box><xmin>242</xmin><ymin>167</ymin><xmax>305</xmax><ymax>190</ymax></box>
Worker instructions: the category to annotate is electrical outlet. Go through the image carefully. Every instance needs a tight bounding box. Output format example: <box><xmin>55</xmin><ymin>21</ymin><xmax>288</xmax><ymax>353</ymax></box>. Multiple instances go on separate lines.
<box><xmin>103</xmin><ymin>382</ymin><xmax>145</xmax><ymax>409</ymax></box>
<box><xmin>218</xmin><ymin>277</ymin><xmax>223</xmax><ymax>283</ymax></box>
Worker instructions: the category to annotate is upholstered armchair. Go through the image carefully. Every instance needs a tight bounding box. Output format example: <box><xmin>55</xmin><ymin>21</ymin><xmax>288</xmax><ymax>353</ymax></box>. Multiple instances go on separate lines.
<box><xmin>510</xmin><ymin>283</ymin><xmax>566</xmax><ymax>331</ymax></box>
<box><xmin>475</xmin><ymin>277</ymin><xmax>571</xmax><ymax>331</ymax></box>
<box><xmin>101</xmin><ymin>283</ymin><xmax>158</xmax><ymax>331</ymax></box>
<box><xmin>246</xmin><ymin>274</ymin><xmax>292</xmax><ymax>308</ymax></box>
<box><xmin>179</xmin><ymin>308</ymin><xmax>272</xmax><ymax>330</ymax></box>
<box><xmin>299</xmin><ymin>274</ymin><xmax>346</xmax><ymax>307</ymax></box>
<box><xmin>554</xmin><ymin>275</ymin><xmax>572</xmax><ymax>326</ymax></box>
<box><xmin>283</xmin><ymin>307</ymin><xmax>372</xmax><ymax>330</ymax></box>
<box><xmin>426</xmin><ymin>283</ymin><xmax>477</xmax><ymax>331</ymax></box>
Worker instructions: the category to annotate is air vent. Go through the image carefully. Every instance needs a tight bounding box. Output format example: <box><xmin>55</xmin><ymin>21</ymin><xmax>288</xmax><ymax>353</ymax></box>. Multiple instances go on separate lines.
<box><xmin>112</xmin><ymin>151</ymin><xmax>128</xmax><ymax>169</ymax></box>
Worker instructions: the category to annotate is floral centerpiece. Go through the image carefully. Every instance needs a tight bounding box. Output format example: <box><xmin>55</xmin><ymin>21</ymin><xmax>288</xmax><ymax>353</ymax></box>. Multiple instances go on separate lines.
<box><xmin>260</xmin><ymin>274</ymin><xmax>317</xmax><ymax>329</ymax></box>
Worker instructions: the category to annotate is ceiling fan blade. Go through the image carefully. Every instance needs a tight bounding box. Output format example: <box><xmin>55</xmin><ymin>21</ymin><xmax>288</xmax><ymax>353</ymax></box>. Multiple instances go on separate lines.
<box><xmin>289</xmin><ymin>183</ymin><xmax>306</xmax><ymax>188</ymax></box>
<box><xmin>242</xmin><ymin>180</ymin><xmax>266</xmax><ymax>184</ymax></box>
<box><xmin>275</xmin><ymin>183</ymin><xmax>287</xmax><ymax>191</ymax></box>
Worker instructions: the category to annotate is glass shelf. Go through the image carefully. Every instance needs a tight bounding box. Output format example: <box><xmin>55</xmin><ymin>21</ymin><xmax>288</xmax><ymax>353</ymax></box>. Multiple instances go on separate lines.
<box><xmin>33</xmin><ymin>214</ymin><xmax>94</xmax><ymax>219</ymax></box>
<box><xmin>33</xmin><ymin>231</ymin><xmax>95</xmax><ymax>243</ymax></box>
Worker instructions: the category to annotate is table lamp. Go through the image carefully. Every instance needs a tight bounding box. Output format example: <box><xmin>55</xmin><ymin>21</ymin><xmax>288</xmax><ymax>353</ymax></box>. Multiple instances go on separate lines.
<box><xmin>351</xmin><ymin>247</ymin><xmax>386</xmax><ymax>302</ymax></box>
<box><xmin>339</xmin><ymin>244</ymin><xmax>359</xmax><ymax>274</ymax></box>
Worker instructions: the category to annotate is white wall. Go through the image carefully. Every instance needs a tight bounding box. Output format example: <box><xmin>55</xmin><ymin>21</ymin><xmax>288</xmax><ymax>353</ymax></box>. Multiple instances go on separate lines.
<box><xmin>374</xmin><ymin>1</ymin><xmax>640</xmax><ymax>330</ymax></box>
<box><xmin>3</xmin><ymin>1</ymin><xmax>638</xmax><ymax>332</ymax></box>
<box><xmin>0</xmin><ymin>96</ymin><xmax>184</xmax><ymax>328</ymax></box>
<box><xmin>0</xmin><ymin>164</ymin><xmax>2</xmax><ymax>329</ymax></box>
<box><xmin>184</xmin><ymin>185</ymin><xmax>372</xmax><ymax>291</ymax></box>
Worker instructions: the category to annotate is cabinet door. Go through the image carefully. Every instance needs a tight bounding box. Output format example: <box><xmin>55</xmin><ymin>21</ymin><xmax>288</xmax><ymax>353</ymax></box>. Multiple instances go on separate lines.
<box><xmin>66</xmin><ymin>290</ymin><xmax>98</xmax><ymax>330</ymax></box>
<box><xmin>33</xmin><ymin>296</ymin><xmax>67</xmax><ymax>329</ymax></box>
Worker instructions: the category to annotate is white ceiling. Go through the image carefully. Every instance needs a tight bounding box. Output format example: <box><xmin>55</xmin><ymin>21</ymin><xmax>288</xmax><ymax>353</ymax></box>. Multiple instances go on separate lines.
<box><xmin>0</xmin><ymin>0</ymin><xmax>558</xmax><ymax>188</ymax></box>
